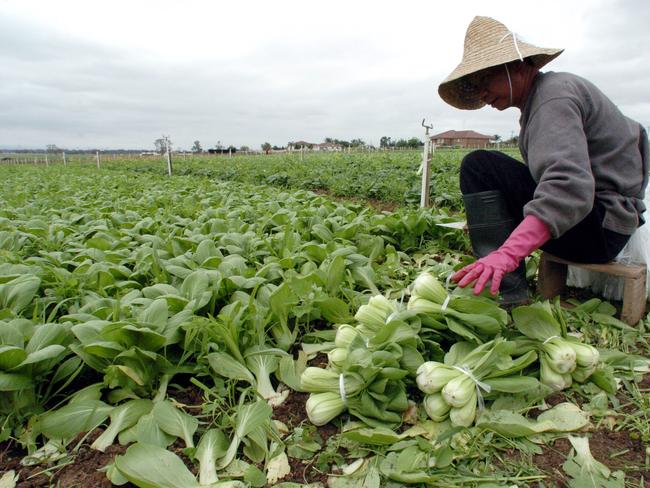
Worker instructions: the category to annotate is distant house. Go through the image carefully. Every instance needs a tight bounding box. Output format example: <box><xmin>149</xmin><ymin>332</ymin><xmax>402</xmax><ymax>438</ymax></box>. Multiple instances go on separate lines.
<box><xmin>288</xmin><ymin>141</ymin><xmax>343</xmax><ymax>152</ymax></box>
<box><xmin>430</xmin><ymin>130</ymin><xmax>491</xmax><ymax>149</ymax></box>
<box><xmin>208</xmin><ymin>148</ymin><xmax>236</xmax><ymax>155</ymax></box>
<box><xmin>313</xmin><ymin>142</ymin><xmax>342</xmax><ymax>152</ymax></box>
<box><xmin>288</xmin><ymin>140</ymin><xmax>314</xmax><ymax>150</ymax></box>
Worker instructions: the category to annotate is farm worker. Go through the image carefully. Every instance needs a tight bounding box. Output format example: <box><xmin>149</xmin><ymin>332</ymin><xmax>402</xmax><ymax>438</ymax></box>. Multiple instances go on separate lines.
<box><xmin>438</xmin><ymin>16</ymin><xmax>648</xmax><ymax>304</ymax></box>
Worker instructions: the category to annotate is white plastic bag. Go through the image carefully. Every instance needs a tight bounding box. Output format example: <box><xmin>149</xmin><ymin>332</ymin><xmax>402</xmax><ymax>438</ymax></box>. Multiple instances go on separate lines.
<box><xmin>567</xmin><ymin>192</ymin><xmax>650</xmax><ymax>300</ymax></box>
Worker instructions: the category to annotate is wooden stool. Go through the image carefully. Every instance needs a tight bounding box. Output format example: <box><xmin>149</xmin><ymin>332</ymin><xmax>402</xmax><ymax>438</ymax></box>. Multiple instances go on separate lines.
<box><xmin>537</xmin><ymin>252</ymin><xmax>647</xmax><ymax>325</ymax></box>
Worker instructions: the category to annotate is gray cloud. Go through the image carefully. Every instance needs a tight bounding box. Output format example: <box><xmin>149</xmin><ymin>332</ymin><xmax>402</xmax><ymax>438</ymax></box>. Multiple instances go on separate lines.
<box><xmin>1</xmin><ymin>2</ymin><xmax>648</xmax><ymax>150</ymax></box>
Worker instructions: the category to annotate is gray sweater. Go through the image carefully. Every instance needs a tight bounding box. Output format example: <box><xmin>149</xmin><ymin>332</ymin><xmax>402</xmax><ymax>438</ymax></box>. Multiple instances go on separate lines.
<box><xmin>519</xmin><ymin>71</ymin><xmax>648</xmax><ymax>238</ymax></box>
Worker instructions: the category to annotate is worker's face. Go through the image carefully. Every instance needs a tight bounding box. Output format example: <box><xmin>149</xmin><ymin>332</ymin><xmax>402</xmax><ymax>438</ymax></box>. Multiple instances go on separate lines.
<box><xmin>469</xmin><ymin>65</ymin><xmax>515</xmax><ymax>111</ymax></box>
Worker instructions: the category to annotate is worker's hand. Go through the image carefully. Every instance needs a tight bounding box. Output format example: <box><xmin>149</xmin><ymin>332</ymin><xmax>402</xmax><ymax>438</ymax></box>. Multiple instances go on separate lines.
<box><xmin>452</xmin><ymin>214</ymin><xmax>552</xmax><ymax>295</ymax></box>
<box><xmin>451</xmin><ymin>251</ymin><xmax>519</xmax><ymax>295</ymax></box>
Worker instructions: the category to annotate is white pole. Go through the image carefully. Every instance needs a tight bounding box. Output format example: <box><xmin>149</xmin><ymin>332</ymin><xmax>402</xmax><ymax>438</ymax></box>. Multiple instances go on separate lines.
<box><xmin>166</xmin><ymin>144</ymin><xmax>173</xmax><ymax>176</ymax></box>
<box><xmin>229</xmin><ymin>148</ymin><xmax>232</xmax><ymax>158</ymax></box>
<box><xmin>96</xmin><ymin>151</ymin><xmax>100</xmax><ymax>169</ymax></box>
<box><xmin>45</xmin><ymin>155</ymin><xmax>49</xmax><ymax>166</ymax></box>
<box><xmin>420</xmin><ymin>122</ymin><xmax>433</xmax><ymax>208</ymax></box>
<box><xmin>63</xmin><ymin>151</ymin><xmax>67</xmax><ymax>166</ymax></box>
<box><xmin>300</xmin><ymin>147</ymin><xmax>303</xmax><ymax>162</ymax></box>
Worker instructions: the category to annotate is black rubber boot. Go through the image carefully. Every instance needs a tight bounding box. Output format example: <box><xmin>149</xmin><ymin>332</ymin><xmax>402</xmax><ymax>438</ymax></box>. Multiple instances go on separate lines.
<box><xmin>462</xmin><ymin>190</ymin><xmax>529</xmax><ymax>305</ymax></box>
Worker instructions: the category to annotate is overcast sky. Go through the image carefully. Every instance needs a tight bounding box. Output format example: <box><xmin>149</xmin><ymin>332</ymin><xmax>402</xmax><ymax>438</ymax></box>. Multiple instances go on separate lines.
<box><xmin>1</xmin><ymin>0</ymin><xmax>648</xmax><ymax>150</ymax></box>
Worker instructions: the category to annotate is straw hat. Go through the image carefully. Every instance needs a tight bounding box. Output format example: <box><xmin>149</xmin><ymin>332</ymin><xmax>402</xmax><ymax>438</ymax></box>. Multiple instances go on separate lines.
<box><xmin>438</xmin><ymin>16</ymin><xmax>563</xmax><ymax>110</ymax></box>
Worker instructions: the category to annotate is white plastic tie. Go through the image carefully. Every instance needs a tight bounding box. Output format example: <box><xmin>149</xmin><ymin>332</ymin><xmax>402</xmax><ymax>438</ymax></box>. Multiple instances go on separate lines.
<box><xmin>386</xmin><ymin>311</ymin><xmax>399</xmax><ymax>323</ymax></box>
<box><xmin>339</xmin><ymin>374</ymin><xmax>347</xmax><ymax>403</ymax></box>
<box><xmin>499</xmin><ymin>31</ymin><xmax>524</xmax><ymax>61</ymax></box>
<box><xmin>453</xmin><ymin>365</ymin><xmax>492</xmax><ymax>411</ymax></box>
<box><xmin>445</xmin><ymin>273</ymin><xmax>453</xmax><ymax>289</ymax></box>
<box><xmin>441</xmin><ymin>295</ymin><xmax>451</xmax><ymax>313</ymax></box>
<box><xmin>542</xmin><ymin>335</ymin><xmax>560</xmax><ymax>345</ymax></box>
<box><xmin>441</xmin><ymin>274</ymin><xmax>454</xmax><ymax>313</ymax></box>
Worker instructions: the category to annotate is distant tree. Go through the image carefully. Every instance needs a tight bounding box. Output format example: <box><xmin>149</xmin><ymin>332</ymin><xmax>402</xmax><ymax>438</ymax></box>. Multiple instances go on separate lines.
<box><xmin>324</xmin><ymin>137</ymin><xmax>334</xmax><ymax>143</ymax></box>
<box><xmin>350</xmin><ymin>138</ymin><xmax>365</xmax><ymax>147</ymax></box>
<box><xmin>379</xmin><ymin>136</ymin><xmax>393</xmax><ymax>148</ymax></box>
<box><xmin>407</xmin><ymin>137</ymin><xmax>423</xmax><ymax>148</ymax></box>
<box><xmin>46</xmin><ymin>144</ymin><xmax>61</xmax><ymax>153</ymax></box>
<box><xmin>154</xmin><ymin>137</ymin><xmax>172</xmax><ymax>154</ymax></box>
<box><xmin>505</xmin><ymin>135</ymin><xmax>519</xmax><ymax>145</ymax></box>
<box><xmin>191</xmin><ymin>140</ymin><xmax>203</xmax><ymax>153</ymax></box>
<box><xmin>261</xmin><ymin>142</ymin><xmax>272</xmax><ymax>154</ymax></box>
<box><xmin>240</xmin><ymin>145</ymin><xmax>250</xmax><ymax>152</ymax></box>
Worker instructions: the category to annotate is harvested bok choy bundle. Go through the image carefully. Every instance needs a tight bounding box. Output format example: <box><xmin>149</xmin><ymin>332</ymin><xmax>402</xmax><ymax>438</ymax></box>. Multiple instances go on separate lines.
<box><xmin>416</xmin><ymin>338</ymin><xmax>539</xmax><ymax>427</ymax></box>
<box><xmin>511</xmin><ymin>302</ymin><xmax>603</xmax><ymax>391</ymax></box>
<box><xmin>407</xmin><ymin>272</ymin><xmax>507</xmax><ymax>341</ymax></box>
<box><xmin>301</xmin><ymin>294</ymin><xmax>421</xmax><ymax>427</ymax></box>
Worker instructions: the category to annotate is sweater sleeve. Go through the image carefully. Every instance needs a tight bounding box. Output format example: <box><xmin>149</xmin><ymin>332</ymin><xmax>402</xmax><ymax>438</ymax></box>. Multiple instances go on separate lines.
<box><xmin>522</xmin><ymin>97</ymin><xmax>595</xmax><ymax>238</ymax></box>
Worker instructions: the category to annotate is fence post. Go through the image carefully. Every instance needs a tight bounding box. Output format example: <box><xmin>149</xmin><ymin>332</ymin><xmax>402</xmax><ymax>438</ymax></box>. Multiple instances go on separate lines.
<box><xmin>96</xmin><ymin>151</ymin><xmax>101</xmax><ymax>169</ymax></box>
<box><xmin>166</xmin><ymin>145</ymin><xmax>173</xmax><ymax>176</ymax></box>
<box><xmin>420</xmin><ymin>119</ymin><xmax>433</xmax><ymax>208</ymax></box>
<box><xmin>63</xmin><ymin>151</ymin><xmax>67</xmax><ymax>166</ymax></box>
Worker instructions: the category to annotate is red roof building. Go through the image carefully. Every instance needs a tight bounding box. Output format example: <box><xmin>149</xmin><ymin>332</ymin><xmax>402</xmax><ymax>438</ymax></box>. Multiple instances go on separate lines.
<box><xmin>430</xmin><ymin>130</ymin><xmax>492</xmax><ymax>148</ymax></box>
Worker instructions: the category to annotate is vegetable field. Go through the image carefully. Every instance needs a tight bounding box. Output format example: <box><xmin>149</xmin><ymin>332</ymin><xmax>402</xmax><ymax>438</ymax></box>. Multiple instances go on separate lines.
<box><xmin>0</xmin><ymin>154</ymin><xmax>648</xmax><ymax>488</ymax></box>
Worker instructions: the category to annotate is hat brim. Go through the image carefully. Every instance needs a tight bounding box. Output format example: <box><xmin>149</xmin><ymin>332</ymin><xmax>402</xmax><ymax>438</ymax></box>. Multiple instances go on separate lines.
<box><xmin>438</xmin><ymin>50</ymin><xmax>563</xmax><ymax>110</ymax></box>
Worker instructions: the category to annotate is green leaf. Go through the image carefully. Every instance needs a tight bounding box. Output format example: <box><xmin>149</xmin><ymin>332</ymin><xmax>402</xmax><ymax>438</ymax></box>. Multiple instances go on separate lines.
<box><xmin>244</xmin><ymin>463</ymin><xmax>266</xmax><ymax>487</ymax></box>
<box><xmin>180</xmin><ymin>270</ymin><xmax>212</xmax><ymax>310</ymax></box>
<box><xmin>0</xmin><ymin>346</ymin><xmax>27</xmax><ymax>370</ymax></box>
<box><xmin>101</xmin><ymin>323</ymin><xmax>166</xmax><ymax>351</ymax></box>
<box><xmin>15</xmin><ymin>344</ymin><xmax>66</xmax><ymax>368</ymax></box>
<box><xmin>477</xmin><ymin>402</ymin><xmax>589</xmax><ymax>438</ymax></box>
<box><xmin>134</xmin><ymin>413</ymin><xmax>176</xmax><ymax>448</ymax></box>
<box><xmin>0</xmin><ymin>372</ymin><xmax>32</xmax><ymax>391</ymax></box>
<box><xmin>563</xmin><ymin>436</ymin><xmax>625</xmax><ymax>488</ymax></box>
<box><xmin>138</xmin><ymin>299</ymin><xmax>169</xmax><ymax>329</ymax></box>
<box><xmin>343</xmin><ymin>426</ymin><xmax>402</xmax><ymax>445</ymax></box>
<box><xmin>269</xmin><ymin>282</ymin><xmax>299</xmax><ymax>328</ymax></box>
<box><xmin>315</xmin><ymin>297</ymin><xmax>351</xmax><ymax>324</ymax></box>
<box><xmin>114</xmin><ymin>442</ymin><xmax>200</xmax><ymax>488</ymax></box>
<box><xmin>25</xmin><ymin>324</ymin><xmax>68</xmax><ymax>354</ymax></box>
<box><xmin>537</xmin><ymin>403</ymin><xmax>590</xmax><ymax>432</ymax></box>
<box><xmin>483</xmin><ymin>376</ymin><xmax>541</xmax><ymax>393</ymax></box>
<box><xmin>217</xmin><ymin>400</ymin><xmax>272</xmax><ymax>470</ymax></box>
<box><xmin>152</xmin><ymin>400</ymin><xmax>198</xmax><ymax>448</ymax></box>
<box><xmin>276</xmin><ymin>352</ymin><xmax>307</xmax><ymax>392</ymax></box>
<box><xmin>91</xmin><ymin>399</ymin><xmax>153</xmax><ymax>451</ymax></box>
<box><xmin>326</xmin><ymin>255</ymin><xmax>346</xmax><ymax>294</ymax></box>
<box><xmin>207</xmin><ymin>351</ymin><xmax>255</xmax><ymax>384</ymax></box>
<box><xmin>512</xmin><ymin>303</ymin><xmax>562</xmax><ymax>340</ymax></box>
<box><xmin>196</xmin><ymin>428</ymin><xmax>229</xmax><ymax>485</ymax></box>
<box><xmin>38</xmin><ymin>400</ymin><xmax>112</xmax><ymax>440</ymax></box>
<box><xmin>0</xmin><ymin>275</ymin><xmax>41</xmax><ymax>314</ymax></box>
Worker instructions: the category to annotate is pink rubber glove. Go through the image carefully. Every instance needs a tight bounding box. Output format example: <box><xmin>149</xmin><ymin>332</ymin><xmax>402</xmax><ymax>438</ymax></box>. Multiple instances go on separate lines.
<box><xmin>452</xmin><ymin>215</ymin><xmax>551</xmax><ymax>295</ymax></box>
